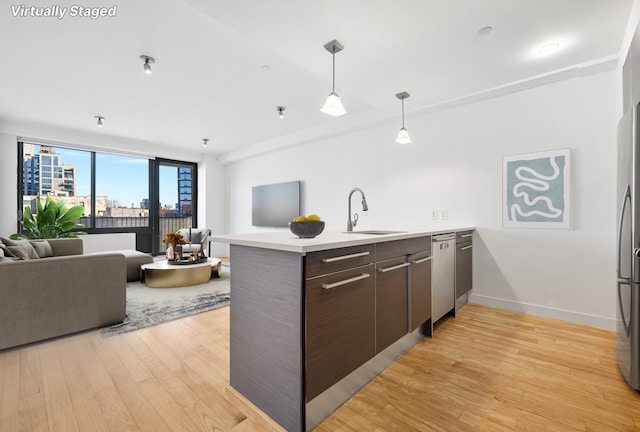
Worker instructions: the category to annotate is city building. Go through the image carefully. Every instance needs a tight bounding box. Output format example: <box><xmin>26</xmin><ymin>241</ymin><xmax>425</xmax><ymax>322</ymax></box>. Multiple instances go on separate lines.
<box><xmin>22</xmin><ymin>145</ymin><xmax>76</xmax><ymax>197</ymax></box>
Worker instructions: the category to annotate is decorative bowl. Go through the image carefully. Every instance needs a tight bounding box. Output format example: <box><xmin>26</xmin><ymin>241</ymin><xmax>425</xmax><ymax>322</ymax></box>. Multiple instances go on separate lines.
<box><xmin>289</xmin><ymin>221</ymin><xmax>325</xmax><ymax>238</ymax></box>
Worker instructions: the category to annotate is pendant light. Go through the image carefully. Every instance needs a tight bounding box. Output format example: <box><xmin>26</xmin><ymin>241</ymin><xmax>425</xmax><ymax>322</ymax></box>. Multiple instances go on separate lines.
<box><xmin>395</xmin><ymin>92</ymin><xmax>412</xmax><ymax>144</ymax></box>
<box><xmin>95</xmin><ymin>116</ymin><xmax>104</xmax><ymax>127</ymax></box>
<box><xmin>277</xmin><ymin>106</ymin><xmax>285</xmax><ymax>119</ymax></box>
<box><xmin>320</xmin><ymin>39</ymin><xmax>347</xmax><ymax>117</ymax></box>
<box><xmin>203</xmin><ymin>138</ymin><xmax>209</xmax><ymax>147</ymax></box>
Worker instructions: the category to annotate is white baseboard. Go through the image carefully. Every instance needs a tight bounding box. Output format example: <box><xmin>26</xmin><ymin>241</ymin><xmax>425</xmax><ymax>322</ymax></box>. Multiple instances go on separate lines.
<box><xmin>468</xmin><ymin>293</ymin><xmax>616</xmax><ymax>331</ymax></box>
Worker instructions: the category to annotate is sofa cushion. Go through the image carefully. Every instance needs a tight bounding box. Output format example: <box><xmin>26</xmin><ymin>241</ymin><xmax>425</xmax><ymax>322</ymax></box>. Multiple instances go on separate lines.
<box><xmin>0</xmin><ymin>256</ymin><xmax>19</xmax><ymax>263</ymax></box>
<box><xmin>30</xmin><ymin>240</ymin><xmax>54</xmax><ymax>258</ymax></box>
<box><xmin>8</xmin><ymin>242</ymin><xmax>40</xmax><ymax>260</ymax></box>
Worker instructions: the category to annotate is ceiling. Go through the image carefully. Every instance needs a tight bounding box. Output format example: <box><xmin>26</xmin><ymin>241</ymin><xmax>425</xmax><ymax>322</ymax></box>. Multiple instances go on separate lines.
<box><xmin>0</xmin><ymin>0</ymin><xmax>633</xmax><ymax>160</ymax></box>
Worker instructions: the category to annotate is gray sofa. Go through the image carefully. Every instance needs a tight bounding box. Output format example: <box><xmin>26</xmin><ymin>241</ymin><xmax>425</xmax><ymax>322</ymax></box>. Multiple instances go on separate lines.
<box><xmin>0</xmin><ymin>238</ymin><xmax>126</xmax><ymax>351</ymax></box>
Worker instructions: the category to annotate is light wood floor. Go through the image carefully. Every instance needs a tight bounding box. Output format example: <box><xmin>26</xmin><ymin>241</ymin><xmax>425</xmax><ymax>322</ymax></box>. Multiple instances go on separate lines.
<box><xmin>1</xmin><ymin>304</ymin><xmax>640</xmax><ymax>431</ymax></box>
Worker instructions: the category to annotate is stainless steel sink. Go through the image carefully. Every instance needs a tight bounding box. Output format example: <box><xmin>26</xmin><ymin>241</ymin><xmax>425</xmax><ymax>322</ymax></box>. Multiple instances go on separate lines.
<box><xmin>343</xmin><ymin>230</ymin><xmax>407</xmax><ymax>235</ymax></box>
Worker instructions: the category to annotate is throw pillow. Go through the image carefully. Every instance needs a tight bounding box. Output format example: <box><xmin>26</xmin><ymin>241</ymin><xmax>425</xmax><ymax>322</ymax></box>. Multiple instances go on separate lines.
<box><xmin>0</xmin><ymin>243</ymin><xmax>16</xmax><ymax>257</ymax></box>
<box><xmin>30</xmin><ymin>240</ymin><xmax>54</xmax><ymax>258</ymax></box>
<box><xmin>189</xmin><ymin>231</ymin><xmax>203</xmax><ymax>244</ymax></box>
<box><xmin>1</xmin><ymin>237</ymin><xmax>27</xmax><ymax>246</ymax></box>
<box><xmin>7</xmin><ymin>243</ymin><xmax>40</xmax><ymax>260</ymax></box>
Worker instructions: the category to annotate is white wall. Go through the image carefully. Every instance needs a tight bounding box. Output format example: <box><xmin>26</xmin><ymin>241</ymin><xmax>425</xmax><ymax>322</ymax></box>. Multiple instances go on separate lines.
<box><xmin>0</xmin><ymin>120</ymin><xmax>228</xmax><ymax>252</ymax></box>
<box><xmin>0</xmin><ymin>130</ymin><xmax>18</xmax><ymax>236</ymax></box>
<box><xmin>198</xmin><ymin>154</ymin><xmax>228</xmax><ymax>257</ymax></box>
<box><xmin>226</xmin><ymin>70</ymin><xmax>617</xmax><ymax>329</ymax></box>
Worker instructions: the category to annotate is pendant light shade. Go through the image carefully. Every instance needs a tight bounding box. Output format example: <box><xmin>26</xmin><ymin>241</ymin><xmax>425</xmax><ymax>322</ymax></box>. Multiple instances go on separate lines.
<box><xmin>320</xmin><ymin>40</ymin><xmax>346</xmax><ymax>117</ymax></box>
<box><xmin>320</xmin><ymin>92</ymin><xmax>346</xmax><ymax>117</ymax></box>
<box><xmin>395</xmin><ymin>127</ymin><xmax>411</xmax><ymax>144</ymax></box>
<box><xmin>395</xmin><ymin>91</ymin><xmax>412</xmax><ymax>144</ymax></box>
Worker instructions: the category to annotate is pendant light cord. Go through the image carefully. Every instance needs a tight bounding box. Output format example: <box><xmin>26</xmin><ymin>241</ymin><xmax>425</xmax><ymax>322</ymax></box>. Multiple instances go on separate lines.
<box><xmin>332</xmin><ymin>49</ymin><xmax>336</xmax><ymax>93</ymax></box>
<box><xmin>401</xmin><ymin>97</ymin><xmax>405</xmax><ymax>128</ymax></box>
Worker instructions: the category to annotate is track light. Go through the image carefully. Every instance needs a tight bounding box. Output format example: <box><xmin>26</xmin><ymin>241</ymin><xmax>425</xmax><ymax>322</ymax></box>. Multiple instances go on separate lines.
<box><xmin>203</xmin><ymin>138</ymin><xmax>209</xmax><ymax>147</ymax></box>
<box><xmin>395</xmin><ymin>92</ymin><xmax>412</xmax><ymax>144</ymax></box>
<box><xmin>320</xmin><ymin>40</ymin><xmax>346</xmax><ymax>117</ymax></box>
<box><xmin>95</xmin><ymin>116</ymin><xmax>104</xmax><ymax>127</ymax></box>
<box><xmin>277</xmin><ymin>106</ymin><xmax>285</xmax><ymax>119</ymax></box>
<box><xmin>140</xmin><ymin>55</ymin><xmax>154</xmax><ymax>74</ymax></box>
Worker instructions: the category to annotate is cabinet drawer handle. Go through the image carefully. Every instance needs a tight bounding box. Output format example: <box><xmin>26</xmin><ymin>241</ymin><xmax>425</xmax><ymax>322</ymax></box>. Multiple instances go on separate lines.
<box><xmin>377</xmin><ymin>262</ymin><xmax>410</xmax><ymax>273</ymax></box>
<box><xmin>460</xmin><ymin>234</ymin><xmax>473</xmax><ymax>238</ymax></box>
<box><xmin>460</xmin><ymin>245</ymin><xmax>473</xmax><ymax>251</ymax></box>
<box><xmin>322</xmin><ymin>273</ymin><xmax>370</xmax><ymax>290</ymax></box>
<box><xmin>321</xmin><ymin>251</ymin><xmax>370</xmax><ymax>263</ymax></box>
<box><xmin>412</xmin><ymin>256</ymin><xmax>432</xmax><ymax>264</ymax></box>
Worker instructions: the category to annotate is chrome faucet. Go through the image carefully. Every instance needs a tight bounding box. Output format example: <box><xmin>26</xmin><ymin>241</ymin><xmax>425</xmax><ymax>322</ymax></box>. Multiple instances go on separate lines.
<box><xmin>347</xmin><ymin>187</ymin><xmax>369</xmax><ymax>231</ymax></box>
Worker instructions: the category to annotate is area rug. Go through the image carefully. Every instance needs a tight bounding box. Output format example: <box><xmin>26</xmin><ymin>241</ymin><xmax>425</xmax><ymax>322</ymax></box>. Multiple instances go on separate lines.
<box><xmin>101</xmin><ymin>263</ymin><xmax>230</xmax><ymax>336</ymax></box>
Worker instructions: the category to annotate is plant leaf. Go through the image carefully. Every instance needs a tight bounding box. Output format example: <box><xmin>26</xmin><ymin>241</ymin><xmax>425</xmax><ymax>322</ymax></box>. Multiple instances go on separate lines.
<box><xmin>63</xmin><ymin>206</ymin><xmax>84</xmax><ymax>223</ymax></box>
<box><xmin>39</xmin><ymin>207</ymin><xmax>56</xmax><ymax>228</ymax></box>
<box><xmin>22</xmin><ymin>207</ymin><xmax>35</xmax><ymax>230</ymax></box>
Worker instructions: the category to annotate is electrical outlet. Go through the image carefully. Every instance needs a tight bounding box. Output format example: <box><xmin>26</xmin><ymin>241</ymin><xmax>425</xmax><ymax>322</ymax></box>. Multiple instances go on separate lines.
<box><xmin>440</xmin><ymin>210</ymin><xmax>448</xmax><ymax>220</ymax></box>
<box><xmin>432</xmin><ymin>210</ymin><xmax>438</xmax><ymax>220</ymax></box>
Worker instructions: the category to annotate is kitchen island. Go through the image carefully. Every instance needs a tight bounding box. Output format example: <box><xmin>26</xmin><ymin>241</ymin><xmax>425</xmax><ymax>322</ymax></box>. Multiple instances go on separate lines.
<box><xmin>211</xmin><ymin>227</ymin><xmax>474</xmax><ymax>431</ymax></box>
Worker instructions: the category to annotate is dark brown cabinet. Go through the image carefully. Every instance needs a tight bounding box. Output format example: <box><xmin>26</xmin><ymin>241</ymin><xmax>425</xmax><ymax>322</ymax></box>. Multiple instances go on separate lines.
<box><xmin>374</xmin><ymin>236</ymin><xmax>430</xmax><ymax>353</ymax></box>
<box><xmin>455</xmin><ymin>231</ymin><xmax>473</xmax><ymax>298</ymax></box>
<box><xmin>375</xmin><ymin>256</ymin><xmax>410</xmax><ymax>353</ymax></box>
<box><xmin>305</xmin><ymin>244</ymin><xmax>375</xmax><ymax>278</ymax></box>
<box><xmin>305</xmin><ymin>246</ymin><xmax>376</xmax><ymax>401</ymax></box>
<box><xmin>226</xmin><ymin>230</ymin><xmax>471</xmax><ymax>432</ymax></box>
<box><xmin>305</xmin><ymin>264</ymin><xmax>375</xmax><ymax>401</ymax></box>
<box><xmin>409</xmin><ymin>249</ymin><xmax>432</xmax><ymax>331</ymax></box>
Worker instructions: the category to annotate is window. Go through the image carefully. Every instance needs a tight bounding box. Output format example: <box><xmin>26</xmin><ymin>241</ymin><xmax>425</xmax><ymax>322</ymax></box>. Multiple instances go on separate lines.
<box><xmin>95</xmin><ymin>153</ymin><xmax>150</xmax><ymax>226</ymax></box>
<box><xmin>17</xmin><ymin>141</ymin><xmax>198</xmax><ymax>254</ymax></box>
<box><xmin>156</xmin><ymin>162</ymin><xmax>197</xmax><ymax>254</ymax></box>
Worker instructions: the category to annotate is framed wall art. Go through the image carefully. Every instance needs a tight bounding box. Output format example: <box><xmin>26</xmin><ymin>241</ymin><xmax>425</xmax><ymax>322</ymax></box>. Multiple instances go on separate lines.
<box><xmin>503</xmin><ymin>148</ymin><xmax>571</xmax><ymax>229</ymax></box>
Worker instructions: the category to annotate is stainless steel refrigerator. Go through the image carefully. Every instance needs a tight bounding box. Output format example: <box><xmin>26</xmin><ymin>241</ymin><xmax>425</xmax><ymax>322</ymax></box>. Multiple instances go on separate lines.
<box><xmin>617</xmin><ymin>104</ymin><xmax>640</xmax><ymax>390</ymax></box>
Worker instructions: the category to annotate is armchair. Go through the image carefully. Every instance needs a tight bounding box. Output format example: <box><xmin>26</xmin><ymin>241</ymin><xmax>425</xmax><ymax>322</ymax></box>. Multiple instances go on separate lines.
<box><xmin>176</xmin><ymin>228</ymin><xmax>211</xmax><ymax>257</ymax></box>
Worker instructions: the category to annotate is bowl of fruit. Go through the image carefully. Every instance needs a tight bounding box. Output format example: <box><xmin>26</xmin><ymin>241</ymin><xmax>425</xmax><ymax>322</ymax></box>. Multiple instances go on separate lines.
<box><xmin>289</xmin><ymin>214</ymin><xmax>325</xmax><ymax>238</ymax></box>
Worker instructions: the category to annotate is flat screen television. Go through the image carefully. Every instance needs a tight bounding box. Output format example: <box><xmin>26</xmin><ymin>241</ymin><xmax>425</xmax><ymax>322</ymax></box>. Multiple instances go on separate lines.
<box><xmin>252</xmin><ymin>180</ymin><xmax>301</xmax><ymax>227</ymax></box>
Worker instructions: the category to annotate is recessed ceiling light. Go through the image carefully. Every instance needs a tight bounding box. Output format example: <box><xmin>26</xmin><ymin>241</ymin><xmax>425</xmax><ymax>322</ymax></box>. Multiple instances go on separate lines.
<box><xmin>478</xmin><ymin>26</ymin><xmax>493</xmax><ymax>36</ymax></box>
<box><xmin>140</xmin><ymin>55</ymin><xmax>155</xmax><ymax>74</ymax></box>
<box><xmin>539</xmin><ymin>43</ymin><xmax>560</xmax><ymax>56</ymax></box>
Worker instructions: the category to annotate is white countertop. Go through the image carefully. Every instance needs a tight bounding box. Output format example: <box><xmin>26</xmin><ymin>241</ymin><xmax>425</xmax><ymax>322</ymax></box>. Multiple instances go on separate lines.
<box><xmin>211</xmin><ymin>226</ymin><xmax>475</xmax><ymax>253</ymax></box>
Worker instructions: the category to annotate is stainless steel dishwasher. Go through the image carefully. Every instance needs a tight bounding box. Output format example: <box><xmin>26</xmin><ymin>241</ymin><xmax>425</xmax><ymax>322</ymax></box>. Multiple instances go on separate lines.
<box><xmin>432</xmin><ymin>233</ymin><xmax>456</xmax><ymax>324</ymax></box>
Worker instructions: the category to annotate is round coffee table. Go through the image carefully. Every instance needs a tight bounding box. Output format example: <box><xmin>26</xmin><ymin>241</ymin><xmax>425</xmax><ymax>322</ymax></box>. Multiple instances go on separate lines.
<box><xmin>141</xmin><ymin>258</ymin><xmax>221</xmax><ymax>288</ymax></box>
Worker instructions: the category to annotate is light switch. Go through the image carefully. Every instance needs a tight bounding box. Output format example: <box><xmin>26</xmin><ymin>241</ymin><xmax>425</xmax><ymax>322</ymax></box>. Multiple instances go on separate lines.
<box><xmin>432</xmin><ymin>210</ymin><xmax>438</xmax><ymax>220</ymax></box>
<box><xmin>440</xmin><ymin>210</ymin><xmax>448</xmax><ymax>220</ymax></box>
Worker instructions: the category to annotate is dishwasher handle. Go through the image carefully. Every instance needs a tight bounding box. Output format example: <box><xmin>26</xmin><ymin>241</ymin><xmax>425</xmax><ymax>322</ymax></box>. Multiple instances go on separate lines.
<box><xmin>433</xmin><ymin>233</ymin><xmax>456</xmax><ymax>242</ymax></box>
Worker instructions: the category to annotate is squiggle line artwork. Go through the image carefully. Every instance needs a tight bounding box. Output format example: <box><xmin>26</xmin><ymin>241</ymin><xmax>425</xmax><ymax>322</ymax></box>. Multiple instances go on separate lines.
<box><xmin>510</xmin><ymin>155</ymin><xmax>563</xmax><ymax>221</ymax></box>
<box><xmin>503</xmin><ymin>149</ymin><xmax>569</xmax><ymax>228</ymax></box>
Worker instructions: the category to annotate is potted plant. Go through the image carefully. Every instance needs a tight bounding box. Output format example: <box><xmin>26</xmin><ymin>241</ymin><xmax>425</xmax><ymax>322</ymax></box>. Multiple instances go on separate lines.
<box><xmin>10</xmin><ymin>197</ymin><xmax>87</xmax><ymax>240</ymax></box>
<box><xmin>162</xmin><ymin>231</ymin><xmax>186</xmax><ymax>261</ymax></box>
